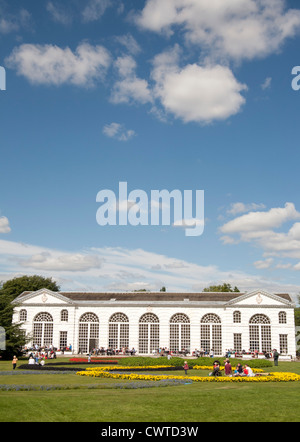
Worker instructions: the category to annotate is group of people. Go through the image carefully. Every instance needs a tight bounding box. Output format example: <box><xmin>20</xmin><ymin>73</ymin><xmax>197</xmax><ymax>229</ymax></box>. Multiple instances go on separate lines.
<box><xmin>192</xmin><ymin>349</ymin><xmax>214</xmax><ymax>358</ymax></box>
<box><xmin>181</xmin><ymin>359</ymin><xmax>258</xmax><ymax>377</ymax></box>
<box><xmin>152</xmin><ymin>348</ymin><xmax>189</xmax><ymax>357</ymax></box>
<box><xmin>209</xmin><ymin>359</ymin><xmax>256</xmax><ymax>377</ymax></box>
<box><xmin>27</xmin><ymin>350</ymin><xmax>57</xmax><ymax>365</ymax></box>
<box><xmin>225</xmin><ymin>348</ymin><xmax>279</xmax><ymax>361</ymax></box>
<box><xmin>85</xmin><ymin>347</ymin><xmax>137</xmax><ymax>356</ymax></box>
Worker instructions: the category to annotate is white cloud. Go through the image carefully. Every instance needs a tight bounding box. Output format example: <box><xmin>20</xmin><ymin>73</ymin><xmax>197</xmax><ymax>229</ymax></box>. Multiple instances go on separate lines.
<box><xmin>0</xmin><ymin>238</ymin><xmax>299</xmax><ymax>296</ymax></box>
<box><xmin>18</xmin><ymin>252</ymin><xmax>103</xmax><ymax>272</ymax></box>
<box><xmin>135</xmin><ymin>0</ymin><xmax>300</xmax><ymax>62</ymax></box>
<box><xmin>103</xmin><ymin>122</ymin><xmax>136</xmax><ymax>141</ymax></box>
<box><xmin>114</xmin><ymin>55</ymin><xmax>137</xmax><ymax>77</ymax></box>
<box><xmin>0</xmin><ymin>216</ymin><xmax>11</xmax><ymax>234</ymax></box>
<box><xmin>164</xmin><ymin>261</ymin><xmax>188</xmax><ymax>269</ymax></box>
<box><xmin>220</xmin><ymin>203</ymin><xmax>300</xmax><ymax>235</ymax></box>
<box><xmin>46</xmin><ymin>2</ymin><xmax>73</xmax><ymax>25</ymax></box>
<box><xmin>111</xmin><ymin>77</ymin><xmax>153</xmax><ymax>105</ymax></box>
<box><xmin>254</xmin><ymin>258</ymin><xmax>273</xmax><ymax>269</ymax></box>
<box><xmin>6</xmin><ymin>42</ymin><xmax>111</xmax><ymax>87</ymax></box>
<box><xmin>0</xmin><ymin>239</ymin><xmax>103</xmax><ymax>272</ymax></box>
<box><xmin>227</xmin><ymin>202</ymin><xmax>266</xmax><ymax>216</ymax></box>
<box><xmin>114</xmin><ymin>34</ymin><xmax>142</xmax><ymax>55</ymax></box>
<box><xmin>173</xmin><ymin>218</ymin><xmax>203</xmax><ymax>228</ymax></box>
<box><xmin>220</xmin><ymin>203</ymin><xmax>300</xmax><ymax>271</ymax></box>
<box><xmin>293</xmin><ymin>262</ymin><xmax>300</xmax><ymax>271</ymax></box>
<box><xmin>276</xmin><ymin>263</ymin><xmax>292</xmax><ymax>269</ymax></box>
<box><xmin>111</xmin><ymin>55</ymin><xmax>153</xmax><ymax>105</ymax></box>
<box><xmin>0</xmin><ymin>7</ymin><xmax>31</xmax><ymax>34</ymax></box>
<box><xmin>261</xmin><ymin>77</ymin><xmax>272</xmax><ymax>90</ymax></box>
<box><xmin>82</xmin><ymin>0</ymin><xmax>112</xmax><ymax>23</ymax></box>
<box><xmin>219</xmin><ymin>235</ymin><xmax>238</xmax><ymax>245</ymax></box>
<box><xmin>151</xmin><ymin>46</ymin><xmax>247</xmax><ymax>124</ymax></box>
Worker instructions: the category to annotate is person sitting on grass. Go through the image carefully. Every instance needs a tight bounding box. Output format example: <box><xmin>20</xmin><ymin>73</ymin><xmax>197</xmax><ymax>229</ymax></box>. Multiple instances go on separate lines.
<box><xmin>242</xmin><ymin>364</ymin><xmax>255</xmax><ymax>377</ymax></box>
<box><xmin>233</xmin><ymin>363</ymin><xmax>243</xmax><ymax>376</ymax></box>
<box><xmin>28</xmin><ymin>356</ymin><xmax>35</xmax><ymax>365</ymax></box>
<box><xmin>209</xmin><ymin>362</ymin><xmax>222</xmax><ymax>377</ymax></box>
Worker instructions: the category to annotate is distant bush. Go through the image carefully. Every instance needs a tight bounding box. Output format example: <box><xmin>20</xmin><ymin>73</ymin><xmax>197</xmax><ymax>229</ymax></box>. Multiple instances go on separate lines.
<box><xmin>120</xmin><ymin>357</ymin><xmax>183</xmax><ymax>367</ymax></box>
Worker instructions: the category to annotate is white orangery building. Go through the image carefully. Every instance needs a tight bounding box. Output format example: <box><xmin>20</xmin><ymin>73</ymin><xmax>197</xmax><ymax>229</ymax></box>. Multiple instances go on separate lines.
<box><xmin>13</xmin><ymin>288</ymin><xmax>297</xmax><ymax>357</ymax></box>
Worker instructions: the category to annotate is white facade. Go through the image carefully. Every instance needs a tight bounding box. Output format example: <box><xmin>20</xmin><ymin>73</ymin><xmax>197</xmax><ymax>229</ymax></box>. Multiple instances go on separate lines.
<box><xmin>12</xmin><ymin>288</ymin><xmax>297</xmax><ymax>357</ymax></box>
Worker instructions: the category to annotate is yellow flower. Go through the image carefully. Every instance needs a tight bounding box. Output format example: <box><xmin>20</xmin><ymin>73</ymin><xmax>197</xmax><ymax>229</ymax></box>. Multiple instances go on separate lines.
<box><xmin>76</xmin><ymin>365</ymin><xmax>300</xmax><ymax>383</ymax></box>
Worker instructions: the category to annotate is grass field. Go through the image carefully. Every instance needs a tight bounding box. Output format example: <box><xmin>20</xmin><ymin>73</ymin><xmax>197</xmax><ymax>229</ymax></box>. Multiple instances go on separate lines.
<box><xmin>0</xmin><ymin>358</ymin><xmax>299</xmax><ymax>422</ymax></box>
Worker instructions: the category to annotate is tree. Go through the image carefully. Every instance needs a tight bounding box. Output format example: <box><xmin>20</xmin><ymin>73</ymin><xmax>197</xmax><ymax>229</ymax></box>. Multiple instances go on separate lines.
<box><xmin>295</xmin><ymin>307</ymin><xmax>300</xmax><ymax>327</ymax></box>
<box><xmin>1</xmin><ymin>275</ymin><xmax>59</xmax><ymax>300</ymax></box>
<box><xmin>160</xmin><ymin>286</ymin><xmax>166</xmax><ymax>292</ymax></box>
<box><xmin>0</xmin><ymin>291</ymin><xmax>27</xmax><ymax>359</ymax></box>
<box><xmin>203</xmin><ymin>283</ymin><xmax>240</xmax><ymax>293</ymax></box>
<box><xmin>0</xmin><ymin>275</ymin><xmax>60</xmax><ymax>359</ymax></box>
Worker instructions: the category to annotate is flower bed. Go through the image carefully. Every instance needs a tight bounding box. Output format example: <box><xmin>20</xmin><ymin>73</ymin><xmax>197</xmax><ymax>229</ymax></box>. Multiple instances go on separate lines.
<box><xmin>83</xmin><ymin>365</ymin><xmax>264</xmax><ymax>373</ymax></box>
<box><xmin>76</xmin><ymin>365</ymin><xmax>300</xmax><ymax>383</ymax></box>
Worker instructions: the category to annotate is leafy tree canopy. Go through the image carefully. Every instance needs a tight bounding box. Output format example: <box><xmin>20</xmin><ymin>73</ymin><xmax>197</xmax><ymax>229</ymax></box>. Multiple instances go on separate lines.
<box><xmin>295</xmin><ymin>307</ymin><xmax>300</xmax><ymax>327</ymax></box>
<box><xmin>0</xmin><ymin>275</ymin><xmax>60</xmax><ymax>359</ymax></box>
<box><xmin>0</xmin><ymin>275</ymin><xmax>60</xmax><ymax>300</ymax></box>
<box><xmin>203</xmin><ymin>283</ymin><xmax>240</xmax><ymax>293</ymax></box>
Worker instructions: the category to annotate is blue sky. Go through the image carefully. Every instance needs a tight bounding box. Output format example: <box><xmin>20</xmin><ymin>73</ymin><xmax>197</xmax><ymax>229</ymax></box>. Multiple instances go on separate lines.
<box><xmin>1</xmin><ymin>0</ymin><xmax>300</xmax><ymax>299</ymax></box>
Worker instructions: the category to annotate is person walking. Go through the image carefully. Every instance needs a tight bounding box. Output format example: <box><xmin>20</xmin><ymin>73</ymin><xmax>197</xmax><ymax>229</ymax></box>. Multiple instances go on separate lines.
<box><xmin>12</xmin><ymin>355</ymin><xmax>18</xmax><ymax>370</ymax></box>
<box><xmin>183</xmin><ymin>361</ymin><xmax>189</xmax><ymax>375</ymax></box>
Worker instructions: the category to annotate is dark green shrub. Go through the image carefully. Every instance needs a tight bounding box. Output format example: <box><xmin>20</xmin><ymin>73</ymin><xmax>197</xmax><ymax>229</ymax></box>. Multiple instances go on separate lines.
<box><xmin>120</xmin><ymin>356</ymin><xmax>272</xmax><ymax>369</ymax></box>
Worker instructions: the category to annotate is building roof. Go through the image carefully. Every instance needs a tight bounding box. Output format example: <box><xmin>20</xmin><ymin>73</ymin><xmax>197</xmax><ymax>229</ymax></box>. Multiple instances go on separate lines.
<box><xmin>17</xmin><ymin>290</ymin><xmax>292</xmax><ymax>303</ymax></box>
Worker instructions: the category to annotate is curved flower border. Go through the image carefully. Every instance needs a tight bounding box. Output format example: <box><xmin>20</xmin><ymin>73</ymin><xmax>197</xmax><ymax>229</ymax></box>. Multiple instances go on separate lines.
<box><xmin>76</xmin><ymin>365</ymin><xmax>300</xmax><ymax>383</ymax></box>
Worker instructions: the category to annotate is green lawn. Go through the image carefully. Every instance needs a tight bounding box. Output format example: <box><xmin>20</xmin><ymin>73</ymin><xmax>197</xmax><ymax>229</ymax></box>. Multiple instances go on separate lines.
<box><xmin>0</xmin><ymin>358</ymin><xmax>299</xmax><ymax>422</ymax></box>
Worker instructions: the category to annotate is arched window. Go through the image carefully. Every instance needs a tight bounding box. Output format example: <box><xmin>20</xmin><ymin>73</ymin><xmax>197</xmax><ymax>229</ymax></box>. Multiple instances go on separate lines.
<box><xmin>249</xmin><ymin>314</ymin><xmax>271</xmax><ymax>352</ymax></box>
<box><xmin>78</xmin><ymin>313</ymin><xmax>99</xmax><ymax>354</ymax></box>
<box><xmin>139</xmin><ymin>313</ymin><xmax>159</xmax><ymax>354</ymax></box>
<box><xmin>170</xmin><ymin>313</ymin><xmax>190</xmax><ymax>353</ymax></box>
<box><xmin>200</xmin><ymin>314</ymin><xmax>222</xmax><ymax>356</ymax></box>
<box><xmin>250</xmin><ymin>314</ymin><xmax>270</xmax><ymax>324</ymax></box>
<box><xmin>61</xmin><ymin>310</ymin><xmax>68</xmax><ymax>322</ymax></box>
<box><xmin>278</xmin><ymin>311</ymin><xmax>287</xmax><ymax>324</ymax></box>
<box><xmin>233</xmin><ymin>311</ymin><xmax>241</xmax><ymax>323</ymax></box>
<box><xmin>108</xmin><ymin>313</ymin><xmax>129</xmax><ymax>350</ymax></box>
<box><xmin>201</xmin><ymin>313</ymin><xmax>221</xmax><ymax>323</ymax></box>
<box><xmin>19</xmin><ymin>309</ymin><xmax>27</xmax><ymax>322</ymax></box>
<box><xmin>33</xmin><ymin>312</ymin><xmax>53</xmax><ymax>348</ymax></box>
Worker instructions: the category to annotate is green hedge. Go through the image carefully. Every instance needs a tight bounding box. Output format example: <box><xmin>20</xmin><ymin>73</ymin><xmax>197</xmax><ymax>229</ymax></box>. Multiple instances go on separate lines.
<box><xmin>120</xmin><ymin>356</ymin><xmax>272</xmax><ymax>369</ymax></box>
